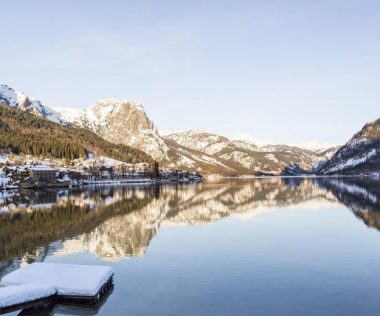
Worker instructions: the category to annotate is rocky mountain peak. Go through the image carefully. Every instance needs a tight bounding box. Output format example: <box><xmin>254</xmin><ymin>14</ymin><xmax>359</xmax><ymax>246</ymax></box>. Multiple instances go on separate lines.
<box><xmin>352</xmin><ymin>118</ymin><xmax>380</xmax><ymax>142</ymax></box>
<box><xmin>55</xmin><ymin>99</ymin><xmax>169</xmax><ymax>161</ymax></box>
<box><xmin>0</xmin><ymin>83</ymin><xmax>60</xmax><ymax>122</ymax></box>
<box><xmin>86</xmin><ymin>99</ymin><xmax>154</xmax><ymax>131</ymax></box>
<box><xmin>0</xmin><ymin>83</ymin><xmax>18</xmax><ymax>107</ymax></box>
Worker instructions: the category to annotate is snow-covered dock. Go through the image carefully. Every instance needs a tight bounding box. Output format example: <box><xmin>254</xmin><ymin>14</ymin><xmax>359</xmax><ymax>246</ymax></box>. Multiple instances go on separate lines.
<box><xmin>0</xmin><ymin>263</ymin><xmax>114</xmax><ymax>314</ymax></box>
<box><xmin>0</xmin><ymin>284</ymin><xmax>56</xmax><ymax>311</ymax></box>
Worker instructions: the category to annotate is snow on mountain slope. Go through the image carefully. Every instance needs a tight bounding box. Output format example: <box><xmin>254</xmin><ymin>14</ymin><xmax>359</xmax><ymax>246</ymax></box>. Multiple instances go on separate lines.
<box><xmin>164</xmin><ymin>130</ymin><xmax>262</xmax><ymax>171</ymax></box>
<box><xmin>164</xmin><ymin>129</ymin><xmax>236</xmax><ymax>156</ymax></box>
<box><xmin>0</xmin><ymin>83</ymin><xmax>18</xmax><ymax>107</ymax></box>
<box><xmin>55</xmin><ymin>99</ymin><xmax>169</xmax><ymax>161</ymax></box>
<box><xmin>1</xmin><ymin>83</ymin><xmax>343</xmax><ymax>176</ymax></box>
<box><xmin>54</xmin><ymin>101</ymin><xmax>237</xmax><ymax>175</ymax></box>
<box><xmin>287</xmin><ymin>142</ymin><xmax>340</xmax><ymax>152</ymax></box>
<box><xmin>164</xmin><ymin>130</ymin><xmax>338</xmax><ymax>175</ymax></box>
<box><xmin>234</xmin><ymin>135</ymin><xmax>339</xmax><ymax>152</ymax></box>
<box><xmin>56</xmin><ymin>99</ymin><xmax>338</xmax><ymax>176</ymax></box>
<box><xmin>232</xmin><ymin>139</ymin><xmax>261</xmax><ymax>152</ymax></box>
<box><xmin>318</xmin><ymin>118</ymin><xmax>380</xmax><ymax>175</ymax></box>
<box><xmin>0</xmin><ymin>83</ymin><xmax>61</xmax><ymax>122</ymax></box>
<box><xmin>53</xmin><ymin>106</ymin><xmax>83</xmax><ymax>122</ymax></box>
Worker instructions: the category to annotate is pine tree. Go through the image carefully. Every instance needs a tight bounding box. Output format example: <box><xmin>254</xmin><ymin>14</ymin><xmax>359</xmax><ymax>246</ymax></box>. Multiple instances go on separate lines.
<box><xmin>152</xmin><ymin>161</ymin><xmax>160</xmax><ymax>178</ymax></box>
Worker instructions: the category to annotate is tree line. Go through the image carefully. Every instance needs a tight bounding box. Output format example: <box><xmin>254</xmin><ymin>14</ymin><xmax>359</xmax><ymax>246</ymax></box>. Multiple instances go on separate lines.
<box><xmin>0</xmin><ymin>105</ymin><xmax>153</xmax><ymax>164</ymax></box>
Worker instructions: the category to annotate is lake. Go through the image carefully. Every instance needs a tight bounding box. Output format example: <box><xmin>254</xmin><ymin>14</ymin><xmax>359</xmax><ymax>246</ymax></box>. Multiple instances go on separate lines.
<box><xmin>2</xmin><ymin>177</ymin><xmax>380</xmax><ymax>315</ymax></box>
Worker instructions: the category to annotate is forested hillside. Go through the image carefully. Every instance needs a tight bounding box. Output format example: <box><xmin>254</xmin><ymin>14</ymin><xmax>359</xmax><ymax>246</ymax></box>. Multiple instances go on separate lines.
<box><xmin>0</xmin><ymin>104</ymin><xmax>152</xmax><ymax>163</ymax></box>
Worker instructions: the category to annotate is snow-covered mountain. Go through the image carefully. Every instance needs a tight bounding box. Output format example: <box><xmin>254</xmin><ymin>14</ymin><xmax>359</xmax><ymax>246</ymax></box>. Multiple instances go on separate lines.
<box><xmin>56</xmin><ymin>99</ymin><xmax>170</xmax><ymax>161</ymax></box>
<box><xmin>0</xmin><ymin>83</ymin><xmax>341</xmax><ymax>176</ymax></box>
<box><xmin>318</xmin><ymin>118</ymin><xmax>380</xmax><ymax>175</ymax></box>
<box><xmin>164</xmin><ymin>130</ymin><xmax>339</xmax><ymax>175</ymax></box>
<box><xmin>232</xmin><ymin>139</ymin><xmax>261</xmax><ymax>152</ymax></box>
<box><xmin>0</xmin><ymin>83</ymin><xmax>61</xmax><ymax>122</ymax></box>
<box><xmin>54</xmin><ymin>101</ymin><xmax>238</xmax><ymax>174</ymax></box>
<box><xmin>57</xmin><ymin>101</ymin><xmax>337</xmax><ymax>175</ymax></box>
<box><xmin>165</xmin><ymin>129</ymin><xmax>235</xmax><ymax>156</ymax></box>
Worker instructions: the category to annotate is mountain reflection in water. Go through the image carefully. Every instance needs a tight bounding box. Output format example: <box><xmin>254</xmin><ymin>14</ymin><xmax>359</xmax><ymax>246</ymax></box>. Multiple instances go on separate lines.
<box><xmin>1</xmin><ymin>177</ymin><xmax>380</xmax><ymax>277</ymax></box>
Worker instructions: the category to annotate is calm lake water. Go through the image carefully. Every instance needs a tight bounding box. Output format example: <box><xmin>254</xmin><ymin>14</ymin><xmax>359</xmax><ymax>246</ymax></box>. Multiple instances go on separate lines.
<box><xmin>2</xmin><ymin>177</ymin><xmax>380</xmax><ymax>315</ymax></box>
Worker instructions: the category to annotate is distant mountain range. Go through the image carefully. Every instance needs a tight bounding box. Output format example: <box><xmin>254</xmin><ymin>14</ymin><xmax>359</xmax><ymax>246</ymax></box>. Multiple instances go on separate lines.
<box><xmin>55</xmin><ymin>100</ymin><xmax>340</xmax><ymax>175</ymax></box>
<box><xmin>1</xmin><ymin>83</ymin><xmax>379</xmax><ymax>176</ymax></box>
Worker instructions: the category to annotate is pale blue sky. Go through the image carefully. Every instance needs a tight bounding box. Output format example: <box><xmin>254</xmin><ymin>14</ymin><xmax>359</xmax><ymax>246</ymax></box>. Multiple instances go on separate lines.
<box><xmin>1</xmin><ymin>0</ymin><xmax>380</xmax><ymax>144</ymax></box>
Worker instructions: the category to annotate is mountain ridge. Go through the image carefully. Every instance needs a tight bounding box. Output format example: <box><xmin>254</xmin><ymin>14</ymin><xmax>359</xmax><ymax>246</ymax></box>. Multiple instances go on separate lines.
<box><xmin>0</xmin><ymin>83</ymin><xmax>61</xmax><ymax>123</ymax></box>
<box><xmin>0</xmin><ymin>83</ymin><xmax>346</xmax><ymax>176</ymax></box>
<box><xmin>53</xmin><ymin>101</ymin><xmax>341</xmax><ymax>175</ymax></box>
<box><xmin>318</xmin><ymin>118</ymin><xmax>380</xmax><ymax>175</ymax></box>
<box><xmin>0</xmin><ymin>102</ymin><xmax>152</xmax><ymax>164</ymax></box>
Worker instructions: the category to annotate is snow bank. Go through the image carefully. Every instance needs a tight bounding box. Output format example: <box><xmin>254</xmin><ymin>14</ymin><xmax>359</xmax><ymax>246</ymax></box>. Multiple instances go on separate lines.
<box><xmin>0</xmin><ymin>173</ymin><xmax>11</xmax><ymax>187</ymax></box>
<box><xmin>2</xmin><ymin>263</ymin><xmax>114</xmax><ymax>297</ymax></box>
<box><xmin>0</xmin><ymin>283</ymin><xmax>56</xmax><ymax>308</ymax></box>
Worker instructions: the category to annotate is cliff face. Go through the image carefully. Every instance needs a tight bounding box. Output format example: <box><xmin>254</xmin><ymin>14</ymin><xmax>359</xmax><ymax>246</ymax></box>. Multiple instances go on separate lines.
<box><xmin>318</xmin><ymin>119</ymin><xmax>380</xmax><ymax>175</ymax></box>
<box><xmin>73</xmin><ymin>100</ymin><xmax>170</xmax><ymax>161</ymax></box>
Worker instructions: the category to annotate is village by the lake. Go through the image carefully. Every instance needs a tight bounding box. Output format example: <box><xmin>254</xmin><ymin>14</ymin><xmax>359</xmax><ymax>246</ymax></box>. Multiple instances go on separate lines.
<box><xmin>0</xmin><ymin>153</ymin><xmax>203</xmax><ymax>191</ymax></box>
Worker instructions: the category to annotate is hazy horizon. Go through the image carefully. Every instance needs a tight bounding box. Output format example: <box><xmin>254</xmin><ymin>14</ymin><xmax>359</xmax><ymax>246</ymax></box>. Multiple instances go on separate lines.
<box><xmin>2</xmin><ymin>0</ymin><xmax>380</xmax><ymax>144</ymax></box>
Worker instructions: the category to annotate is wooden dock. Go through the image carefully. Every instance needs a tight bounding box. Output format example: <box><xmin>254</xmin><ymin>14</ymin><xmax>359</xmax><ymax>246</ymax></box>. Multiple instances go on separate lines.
<box><xmin>0</xmin><ymin>263</ymin><xmax>114</xmax><ymax>314</ymax></box>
